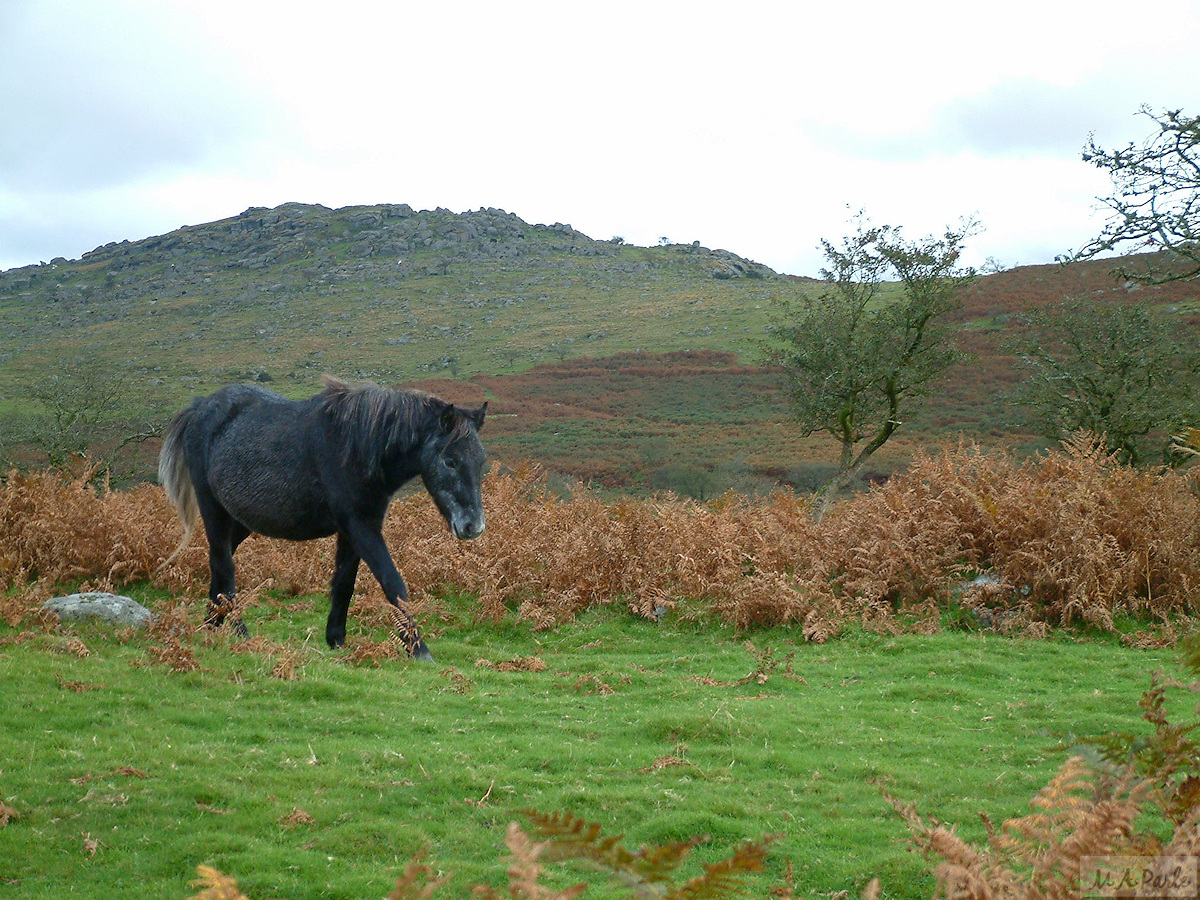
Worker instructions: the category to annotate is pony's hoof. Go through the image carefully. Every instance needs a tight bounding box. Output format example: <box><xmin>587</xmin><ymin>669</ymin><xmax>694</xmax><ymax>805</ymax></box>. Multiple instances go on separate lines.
<box><xmin>411</xmin><ymin>641</ymin><xmax>435</xmax><ymax>663</ymax></box>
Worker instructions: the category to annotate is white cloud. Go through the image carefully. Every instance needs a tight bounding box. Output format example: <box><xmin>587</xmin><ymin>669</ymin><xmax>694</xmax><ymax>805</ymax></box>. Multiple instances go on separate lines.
<box><xmin>0</xmin><ymin>2</ymin><xmax>275</xmax><ymax>190</ymax></box>
<box><xmin>2</xmin><ymin>0</ymin><xmax>1199</xmax><ymax>275</ymax></box>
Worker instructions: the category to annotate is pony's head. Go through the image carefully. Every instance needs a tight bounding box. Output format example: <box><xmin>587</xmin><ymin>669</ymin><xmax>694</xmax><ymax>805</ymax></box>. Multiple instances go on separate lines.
<box><xmin>320</xmin><ymin>377</ymin><xmax>488</xmax><ymax>540</ymax></box>
<box><xmin>420</xmin><ymin>400</ymin><xmax>488</xmax><ymax>540</ymax></box>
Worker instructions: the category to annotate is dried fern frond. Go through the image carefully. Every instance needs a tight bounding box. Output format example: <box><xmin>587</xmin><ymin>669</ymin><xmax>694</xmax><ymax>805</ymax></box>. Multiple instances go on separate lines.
<box><xmin>520</xmin><ymin>810</ymin><xmax>772</xmax><ymax>900</ymax></box>
<box><xmin>504</xmin><ymin>821</ymin><xmax>587</xmax><ymax>900</ymax></box>
<box><xmin>996</xmin><ymin>757</ymin><xmax>1142</xmax><ymax>896</ymax></box>
<box><xmin>895</xmin><ymin>755</ymin><xmax>1152</xmax><ymax>900</ymax></box>
<box><xmin>521</xmin><ymin>809</ymin><xmax>686</xmax><ymax>886</ymax></box>
<box><xmin>186</xmin><ymin>865</ymin><xmax>252</xmax><ymax>900</ymax></box>
<box><xmin>888</xmin><ymin>792</ymin><xmax>1010</xmax><ymax>895</ymax></box>
<box><xmin>1162</xmin><ymin>805</ymin><xmax>1200</xmax><ymax>858</ymax></box>
<box><xmin>385</xmin><ymin>846</ymin><xmax>446</xmax><ymax>900</ymax></box>
<box><xmin>667</xmin><ymin>836</ymin><xmax>773</xmax><ymax>900</ymax></box>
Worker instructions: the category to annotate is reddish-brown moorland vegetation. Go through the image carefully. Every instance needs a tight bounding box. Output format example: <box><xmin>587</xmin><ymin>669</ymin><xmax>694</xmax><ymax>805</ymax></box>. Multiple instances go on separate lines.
<box><xmin>3</xmin><ymin>435</ymin><xmax>1197</xmax><ymax>641</ymax></box>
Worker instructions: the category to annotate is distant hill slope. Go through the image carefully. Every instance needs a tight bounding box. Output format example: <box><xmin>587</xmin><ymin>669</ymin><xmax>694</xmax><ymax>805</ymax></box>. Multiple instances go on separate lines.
<box><xmin>955</xmin><ymin>252</ymin><xmax>1200</xmax><ymax>323</ymax></box>
<box><xmin>0</xmin><ymin>202</ymin><xmax>788</xmax><ymax>394</ymax></box>
<box><xmin>1</xmin><ymin>203</ymin><xmax>1197</xmax><ymax>492</ymax></box>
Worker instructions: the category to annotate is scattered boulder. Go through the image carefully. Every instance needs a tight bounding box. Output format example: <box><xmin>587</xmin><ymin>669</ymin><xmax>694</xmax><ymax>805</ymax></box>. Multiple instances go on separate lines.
<box><xmin>43</xmin><ymin>592</ymin><xmax>152</xmax><ymax>628</ymax></box>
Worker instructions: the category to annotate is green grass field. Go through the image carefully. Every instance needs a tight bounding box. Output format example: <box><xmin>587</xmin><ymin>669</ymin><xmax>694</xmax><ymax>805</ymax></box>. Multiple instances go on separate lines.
<box><xmin>0</xmin><ymin>593</ymin><xmax>1170</xmax><ymax>899</ymax></box>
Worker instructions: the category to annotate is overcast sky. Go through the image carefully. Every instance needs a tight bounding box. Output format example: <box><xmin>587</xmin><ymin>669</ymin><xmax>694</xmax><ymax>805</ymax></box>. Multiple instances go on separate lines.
<box><xmin>3</xmin><ymin>0</ymin><xmax>1199</xmax><ymax>276</ymax></box>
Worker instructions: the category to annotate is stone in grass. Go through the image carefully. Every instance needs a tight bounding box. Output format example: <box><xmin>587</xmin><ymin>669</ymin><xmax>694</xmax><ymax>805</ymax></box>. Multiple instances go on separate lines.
<box><xmin>43</xmin><ymin>592</ymin><xmax>152</xmax><ymax>629</ymax></box>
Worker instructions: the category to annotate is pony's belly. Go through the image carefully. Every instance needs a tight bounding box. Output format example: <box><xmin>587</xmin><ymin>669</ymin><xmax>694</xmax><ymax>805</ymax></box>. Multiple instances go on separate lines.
<box><xmin>214</xmin><ymin>476</ymin><xmax>338</xmax><ymax>542</ymax></box>
<box><xmin>239</xmin><ymin>512</ymin><xmax>337</xmax><ymax>542</ymax></box>
<box><xmin>231</xmin><ymin>497</ymin><xmax>337</xmax><ymax>541</ymax></box>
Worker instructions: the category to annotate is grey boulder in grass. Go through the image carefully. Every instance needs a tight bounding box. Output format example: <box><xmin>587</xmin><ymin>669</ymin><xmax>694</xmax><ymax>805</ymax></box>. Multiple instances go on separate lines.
<box><xmin>43</xmin><ymin>592</ymin><xmax>152</xmax><ymax>628</ymax></box>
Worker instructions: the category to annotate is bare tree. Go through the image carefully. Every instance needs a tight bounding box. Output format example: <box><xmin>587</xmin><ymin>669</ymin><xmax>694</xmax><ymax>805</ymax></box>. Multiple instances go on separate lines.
<box><xmin>1065</xmin><ymin>106</ymin><xmax>1200</xmax><ymax>284</ymax></box>
<box><xmin>22</xmin><ymin>363</ymin><xmax>160</xmax><ymax>477</ymax></box>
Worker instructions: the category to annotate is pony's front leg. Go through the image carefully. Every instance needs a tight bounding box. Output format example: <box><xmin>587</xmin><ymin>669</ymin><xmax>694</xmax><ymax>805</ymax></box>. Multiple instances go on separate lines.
<box><xmin>326</xmin><ymin>534</ymin><xmax>360</xmax><ymax>648</ymax></box>
<box><xmin>346</xmin><ymin>522</ymin><xmax>433</xmax><ymax>662</ymax></box>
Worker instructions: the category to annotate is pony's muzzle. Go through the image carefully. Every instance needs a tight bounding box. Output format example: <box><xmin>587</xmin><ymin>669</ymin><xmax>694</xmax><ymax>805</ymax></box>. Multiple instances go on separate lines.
<box><xmin>452</xmin><ymin>514</ymin><xmax>485</xmax><ymax>541</ymax></box>
<box><xmin>451</xmin><ymin>513</ymin><xmax>484</xmax><ymax>542</ymax></box>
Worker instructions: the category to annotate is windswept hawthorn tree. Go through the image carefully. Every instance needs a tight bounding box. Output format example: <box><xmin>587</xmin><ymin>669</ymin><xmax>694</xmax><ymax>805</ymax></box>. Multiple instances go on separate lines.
<box><xmin>764</xmin><ymin>213</ymin><xmax>979</xmax><ymax>508</ymax></box>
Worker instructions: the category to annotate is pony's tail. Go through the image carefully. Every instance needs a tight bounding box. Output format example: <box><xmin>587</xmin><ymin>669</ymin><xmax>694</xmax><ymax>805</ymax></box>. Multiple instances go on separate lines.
<box><xmin>155</xmin><ymin>409</ymin><xmax>199</xmax><ymax>575</ymax></box>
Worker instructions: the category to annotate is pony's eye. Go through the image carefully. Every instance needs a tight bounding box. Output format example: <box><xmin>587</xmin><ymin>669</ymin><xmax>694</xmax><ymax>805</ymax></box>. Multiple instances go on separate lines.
<box><xmin>443</xmin><ymin>456</ymin><xmax>458</xmax><ymax>470</ymax></box>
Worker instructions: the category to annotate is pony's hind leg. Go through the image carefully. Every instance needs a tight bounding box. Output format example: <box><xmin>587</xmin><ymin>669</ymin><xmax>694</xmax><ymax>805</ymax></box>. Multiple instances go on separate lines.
<box><xmin>204</xmin><ymin>536</ymin><xmax>236</xmax><ymax>630</ymax></box>
<box><xmin>199</xmin><ymin>499</ymin><xmax>250</xmax><ymax>637</ymax></box>
<box><xmin>223</xmin><ymin>522</ymin><xmax>252</xmax><ymax>637</ymax></box>
<box><xmin>326</xmin><ymin>533</ymin><xmax>360</xmax><ymax>648</ymax></box>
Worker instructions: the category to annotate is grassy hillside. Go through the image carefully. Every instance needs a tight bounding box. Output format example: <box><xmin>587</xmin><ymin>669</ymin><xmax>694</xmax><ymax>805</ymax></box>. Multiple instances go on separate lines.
<box><xmin>2</xmin><ymin>203</ymin><xmax>1198</xmax><ymax>490</ymax></box>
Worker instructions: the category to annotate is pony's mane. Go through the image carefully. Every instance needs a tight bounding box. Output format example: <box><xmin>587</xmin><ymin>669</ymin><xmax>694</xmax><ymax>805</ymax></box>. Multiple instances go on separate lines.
<box><xmin>319</xmin><ymin>375</ymin><xmax>440</xmax><ymax>474</ymax></box>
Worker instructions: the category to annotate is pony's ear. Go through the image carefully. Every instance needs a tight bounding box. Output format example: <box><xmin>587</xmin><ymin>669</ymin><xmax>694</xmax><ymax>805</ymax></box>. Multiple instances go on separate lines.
<box><xmin>439</xmin><ymin>404</ymin><xmax>458</xmax><ymax>435</ymax></box>
<box><xmin>472</xmin><ymin>402</ymin><xmax>487</xmax><ymax>430</ymax></box>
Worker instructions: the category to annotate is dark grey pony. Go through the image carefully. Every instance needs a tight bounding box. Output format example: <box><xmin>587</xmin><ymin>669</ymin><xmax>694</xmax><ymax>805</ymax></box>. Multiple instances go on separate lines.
<box><xmin>157</xmin><ymin>375</ymin><xmax>487</xmax><ymax>661</ymax></box>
